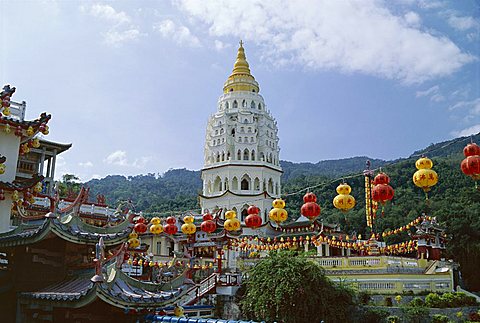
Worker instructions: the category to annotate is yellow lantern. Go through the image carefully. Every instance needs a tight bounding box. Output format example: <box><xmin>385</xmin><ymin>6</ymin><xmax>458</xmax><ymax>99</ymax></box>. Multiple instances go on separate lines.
<box><xmin>26</xmin><ymin>126</ymin><xmax>34</xmax><ymax>136</ymax></box>
<box><xmin>0</xmin><ymin>164</ymin><xmax>5</xmax><ymax>175</ymax></box>
<box><xmin>224</xmin><ymin>218</ymin><xmax>241</xmax><ymax>231</ymax></box>
<box><xmin>32</xmin><ymin>137</ymin><xmax>40</xmax><ymax>148</ymax></box>
<box><xmin>272</xmin><ymin>198</ymin><xmax>286</xmax><ymax>209</ymax></box>
<box><xmin>150</xmin><ymin>224</ymin><xmax>164</xmax><ymax>234</ymax></box>
<box><xmin>150</xmin><ymin>217</ymin><xmax>161</xmax><ymax>225</ymax></box>
<box><xmin>128</xmin><ymin>238</ymin><xmax>140</xmax><ymax>248</ymax></box>
<box><xmin>4</xmin><ymin>124</ymin><xmax>11</xmax><ymax>134</ymax></box>
<box><xmin>2</xmin><ymin>107</ymin><xmax>10</xmax><ymax>116</ymax></box>
<box><xmin>181</xmin><ymin>222</ymin><xmax>196</xmax><ymax>235</ymax></box>
<box><xmin>12</xmin><ymin>190</ymin><xmax>19</xmax><ymax>202</ymax></box>
<box><xmin>225</xmin><ymin>210</ymin><xmax>236</xmax><ymax>219</ymax></box>
<box><xmin>333</xmin><ymin>183</ymin><xmax>355</xmax><ymax>212</ymax></box>
<box><xmin>183</xmin><ymin>215</ymin><xmax>194</xmax><ymax>223</ymax></box>
<box><xmin>413</xmin><ymin>156</ymin><xmax>438</xmax><ymax>197</ymax></box>
<box><xmin>174</xmin><ymin>305</ymin><xmax>185</xmax><ymax>317</ymax></box>
<box><xmin>128</xmin><ymin>232</ymin><xmax>138</xmax><ymax>239</ymax></box>
<box><xmin>269</xmin><ymin>198</ymin><xmax>288</xmax><ymax>224</ymax></box>
<box><xmin>33</xmin><ymin>182</ymin><xmax>43</xmax><ymax>193</ymax></box>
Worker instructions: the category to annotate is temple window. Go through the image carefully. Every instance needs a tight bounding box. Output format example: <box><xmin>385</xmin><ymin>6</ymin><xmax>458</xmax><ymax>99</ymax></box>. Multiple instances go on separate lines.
<box><xmin>243</xmin><ymin>149</ymin><xmax>249</xmax><ymax>160</ymax></box>
<box><xmin>251</xmin><ymin>101</ymin><xmax>255</xmax><ymax>109</ymax></box>
<box><xmin>233</xmin><ymin>100</ymin><xmax>238</xmax><ymax>108</ymax></box>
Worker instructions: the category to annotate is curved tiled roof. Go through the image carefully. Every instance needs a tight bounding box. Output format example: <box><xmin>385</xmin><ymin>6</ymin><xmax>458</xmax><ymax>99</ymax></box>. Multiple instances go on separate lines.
<box><xmin>22</xmin><ymin>277</ymin><xmax>94</xmax><ymax>301</ymax></box>
<box><xmin>0</xmin><ymin>215</ymin><xmax>133</xmax><ymax>247</ymax></box>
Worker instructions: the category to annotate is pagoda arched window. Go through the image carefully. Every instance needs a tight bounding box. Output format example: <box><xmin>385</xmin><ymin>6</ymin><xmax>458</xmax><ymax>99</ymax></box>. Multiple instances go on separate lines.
<box><xmin>224</xmin><ymin>178</ymin><xmax>228</xmax><ymax>190</ymax></box>
<box><xmin>237</xmin><ymin>150</ymin><xmax>241</xmax><ymax>160</ymax></box>
<box><xmin>233</xmin><ymin>100</ymin><xmax>238</xmax><ymax>109</ymax></box>
<box><xmin>225</xmin><ymin>102</ymin><xmax>229</xmax><ymax>109</ymax></box>
<box><xmin>260</xmin><ymin>152</ymin><xmax>265</xmax><ymax>161</ymax></box>
<box><xmin>239</xmin><ymin>137</ymin><xmax>242</xmax><ymax>143</ymax></box>
<box><xmin>244</xmin><ymin>119</ymin><xmax>248</xmax><ymax>124</ymax></box>
<box><xmin>251</xmin><ymin>150</ymin><xmax>255</xmax><ymax>160</ymax></box>
<box><xmin>251</xmin><ymin>101</ymin><xmax>255</xmax><ymax>109</ymax></box>
<box><xmin>254</xmin><ymin>177</ymin><xmax>260</xmax><ymax>190</ymax></box>
<box><xmin>231</xmin><ymin>128</ymin><xmax>235</xmax><ymax>137</ymax></box>
<box><xmin>232</xmin><ymin>177</ymin><xmax>238</xmax><ymax>190</ymax></box>
<box><xmin>221</xmin><ymin>152</ymin><xmax>225</xmax><ymax>161</ymax></box>
<box><xmin>216</xmin><ymin>152</ymin><xmax>220</xmax><ymax>162</ymax></box>
<box><xmin>243</xmin><ymin>149</ymin><xmax>249</xmax><ymax>160</ymax></box>
<box><xmin>242</xmin><ymin>99</ymin><xmax>246</xmax><ymax>107</ymax></box>
<box><xmin>248</xmin><ymin>127</ymin><xmax>252</xmax><ymax>133</ymax></box>
<box><xmin>241</xmin><ymin>205</ymin><xmax>249</xmax><ymax>221</ymax></box>
<box><xmin>214</xmin><ymin>176</ymin><xmax>222</xmax><ymax>192</ymax></box>
<box><xmin>241</xmin><ymin>176</ymin><xmax>250</xmax><ymax>190</ymax></box>
<box><xmin>227</xmin><ymin>151</ymin><xmax>231</xmax><ymax>160</ymax></box>
<box><xmin>268</xmin><ymin>178</ymin><xmax>273</xmax><ymax>193</ymax></box>
<box><xmin>258</xmin><ymin>103</ymin><xmax>262</xmax><ymax>110</ymax></box>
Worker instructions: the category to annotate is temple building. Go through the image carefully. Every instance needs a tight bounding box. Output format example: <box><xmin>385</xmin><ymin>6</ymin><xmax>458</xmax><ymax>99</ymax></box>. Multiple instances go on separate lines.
<box><xmin>200</xmin><ymin>42</ymin><xmax>282</xmax><ymax>223</ymax></box>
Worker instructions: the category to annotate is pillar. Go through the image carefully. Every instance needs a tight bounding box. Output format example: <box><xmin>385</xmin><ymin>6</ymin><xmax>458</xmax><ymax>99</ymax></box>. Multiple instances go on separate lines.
<box><xmin>325</xmin><ymin>243</ymin><xmax>330</xmax><ymax>257</ymax></box>
<box><xmin>317</xmin><ymin>244</ymin><xmax>323</xmax><ymax>257</ymax></box>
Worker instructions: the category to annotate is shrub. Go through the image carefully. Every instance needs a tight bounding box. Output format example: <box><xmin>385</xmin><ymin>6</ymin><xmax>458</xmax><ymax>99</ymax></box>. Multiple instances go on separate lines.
<box><xmin>386</xmin><ymin>315</ymin><xmax>400</xmax><ymax>323</ymax></box>
<box><xmin>425</xmin><ymin>292</ymin><xmax>444</xmax><ymax>308</ymax></box>
<box><xmin>402</xmin><ymin>305</ymin><xmax>430</xmax><ymax>323</ymax></box>
<box><xmin>362</xmin><ymin>308</ymin><xmax>389</xmax><ymax>323</ymax></box>
<box><xmin>410</xmin><ymin>297</ymin><xmax>425</xmax><ymax>307</ymax></box>
<box><xmin>431</xmin><ymin>314</ymin><xmax>449</xmax><ymax>323</ymax></box>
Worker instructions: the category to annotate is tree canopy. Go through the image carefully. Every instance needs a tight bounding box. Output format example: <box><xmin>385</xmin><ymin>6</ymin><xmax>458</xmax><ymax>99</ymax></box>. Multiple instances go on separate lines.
<box><xmin>239</xmin><ymin>250</ymin><xmax>356</xmax><ymax>323</ymax></box>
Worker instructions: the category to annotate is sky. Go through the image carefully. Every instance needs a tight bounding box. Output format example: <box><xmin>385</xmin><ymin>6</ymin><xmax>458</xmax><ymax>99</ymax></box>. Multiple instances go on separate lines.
<box><xmin>1</xmin><ymin>0</ymin><xmax>479</xmax><ymax>181</ymax></box>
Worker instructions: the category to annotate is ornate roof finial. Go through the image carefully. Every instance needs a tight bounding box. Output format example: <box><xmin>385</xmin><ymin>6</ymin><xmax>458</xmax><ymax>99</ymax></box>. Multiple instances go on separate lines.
<box><xmin>223</xmin><ymin>40</ymin><xmax>260</xmax><ymax>93</ymax></box>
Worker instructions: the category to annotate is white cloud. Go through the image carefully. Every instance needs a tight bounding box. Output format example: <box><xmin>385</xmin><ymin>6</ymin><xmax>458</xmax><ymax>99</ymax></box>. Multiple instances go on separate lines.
<box><xmin>80</xmin><ymin>4</ymin><xmax>141</xmax><ymax>45</ymax></box>
<box><xmin>153</xmin><ymin>19</ymin><xmax>200</xmax><ymax>47</ymax></box>
<box><xmin>78</xmin><ymin>161</ymin><xmax>94</xmax><ymax>168</ymax></box>
<box><xmin>104</xmin><ymin>150</ymin><xmax>129</xmax><ymax>166</ymax></box>
<box><xmin>448</xmin><ymin>15</ymin><xmax>479</xmax><ymax>31</ymax></box>
<box><xmin>176</xmin><ymin>0</ymin><xmax>475</xmax><ymax>83</ymax></box>
<box><xmin>452</xmin><ymin>124</ymin><xmax>480</xmax><ymax>137</ymax></box>
<box><xmin>214</xmin><ymin>39</ymin><xmax>230</xmax><ymax>51</ymax></box>
<box><xmin>449</xmin><ymin>98</ymin><xmax>480</xmax><ymax>114</ymax></box>
<box><xmin>415</xmin><ymin>85</ymin><xmax>445</xmax><ymax>102</ymax></box>
<box><xmin>403</xmin><ymin>12</ymin><xmax>421</xmax><ymax>28</ymax></box>
<box><xmin>104</xmin><ymin>150</ymin><xmax>151</xmax><ymax>168</ymax></box>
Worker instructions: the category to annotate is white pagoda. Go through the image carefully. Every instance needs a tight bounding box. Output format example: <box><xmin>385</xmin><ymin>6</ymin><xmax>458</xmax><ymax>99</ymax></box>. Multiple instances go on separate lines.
<box><xmin>199</xmin><ymin>42</ymin><xmax>282</xmax><ymax>222</ymax></box>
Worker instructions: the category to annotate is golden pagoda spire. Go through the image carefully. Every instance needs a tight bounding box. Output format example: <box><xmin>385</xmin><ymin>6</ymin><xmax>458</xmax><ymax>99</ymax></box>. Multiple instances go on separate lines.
<box><xmin>223</xmin><ymin>40</ymin><xmax>260</xmax><ymax>93</ymax></box>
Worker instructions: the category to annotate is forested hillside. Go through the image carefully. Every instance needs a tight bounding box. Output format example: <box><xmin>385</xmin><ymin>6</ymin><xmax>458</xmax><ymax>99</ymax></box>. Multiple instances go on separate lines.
<box><xmin>82</xmin><ymin>133</ymin><xmax>480</xmax><ymax>290</ymax></box>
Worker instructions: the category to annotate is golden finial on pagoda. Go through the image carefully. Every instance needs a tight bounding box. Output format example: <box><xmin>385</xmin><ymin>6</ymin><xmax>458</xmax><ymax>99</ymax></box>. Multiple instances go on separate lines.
<box><xmin>223</xmin><ymin>40</ymin><xmax>260</xmax><ymax>93</ymax></box>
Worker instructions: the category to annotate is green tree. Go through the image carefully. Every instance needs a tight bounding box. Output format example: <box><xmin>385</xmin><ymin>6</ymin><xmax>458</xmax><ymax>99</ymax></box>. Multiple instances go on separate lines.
<box><xmin>58</xmin><ymin>174</ymin><xmax>81</xmax><ymax>197</ymax></box>
<box><xmin>240</xmin><ymin>250</ymin><xmax>356</xmax><ymax>322</ymax></box>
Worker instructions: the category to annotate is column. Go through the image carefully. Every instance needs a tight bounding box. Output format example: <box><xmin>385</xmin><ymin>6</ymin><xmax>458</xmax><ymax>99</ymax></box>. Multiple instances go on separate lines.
<box><xmin>39</xmin><ymin>147</ymin><xmax>46</xmax><ymax>176</ymax></box>
<box><xmin>317</xmin><ymin>244</ymin><xmax>323</xmax><ymax>257</ymax></box>
<box><xmin>325</xmin><ymin>243</ymin><xmax>330</xmax><ymax>257</ymax></box>
<box><xmin>50</xmin><ymin>149</ymin><xmax>57</xmax><ymax>181</ymax></box>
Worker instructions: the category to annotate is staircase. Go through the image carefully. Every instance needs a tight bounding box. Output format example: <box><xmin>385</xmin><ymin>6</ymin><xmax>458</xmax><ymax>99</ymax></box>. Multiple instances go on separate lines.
<box><xmin>182</xmin><ymin>273</ymin><xmax>218</xmax><ymax>305</ymax></box>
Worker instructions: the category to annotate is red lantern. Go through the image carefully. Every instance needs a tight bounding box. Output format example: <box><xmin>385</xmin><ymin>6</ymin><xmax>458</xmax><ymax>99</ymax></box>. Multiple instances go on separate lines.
<box><xmin>372</xmin><ymin>184</ymin><xmax>394</xmax><ymax>204</ymax></box>
<box><xmin>166</xmin><ymin>216</ymin><xmax>176</xmax><ymax>225</ymax></box>
<box><xmin>134</xmin><ymin>222</ymin><xmax>147</xmax><ymax>234</ymax></box>
<box><xmin>303</xmin><ymin>192</ymin><xmax>317</xmax><ymax>203</ymax></box>
<box><xmin>203</xmin><ymin>213</ymin><xmax>213</xmax><ymax>221</ymax></box>
<box><xmin>247</xmin><ymin>205</ymin><xmax>260</xmax><ymax>215</ymax></box>
<box><xmin>245</xmin><ymin>214</ymin><xmax>262</xmax><ymax>229</ymax></box>
<box><xmin>461</xmin><ymin>155</ymin><xmax>480</xmax><ymax>180</ymax></box>
<box><xmin>201</xmin><ymin>220</ymin><xmax>217</xmax><ymax>233</ymax></box>
<box><xmin>464</xmin><ymin>142</ymin><xmax>480</xmax><ymax>157</ymax></box>
<box><xmin>136</xmin><ymin>217</ymin><xmax>146</xmax><ymax>224</ymax></box>
<box><xmin>373</xmin><ymin>173</ymin><xmax>390</xmax><ymax>185</ymax></box>
<box><xmin>301</xmin><ymin>202</ymin><xmax>321</xmax><ymax>220</ymax></box>
<box><xmin>164</xmin><ymin>223</ymin><xmax>178</xmax><ymax>235</ymax></box>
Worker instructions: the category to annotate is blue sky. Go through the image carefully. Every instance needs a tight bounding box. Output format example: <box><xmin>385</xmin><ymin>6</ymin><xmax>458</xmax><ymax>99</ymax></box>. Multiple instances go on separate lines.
<box><xmin>1</xmin><ymin>0</ymin><xmax>479</xmax><ymax>181</ymax></box>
